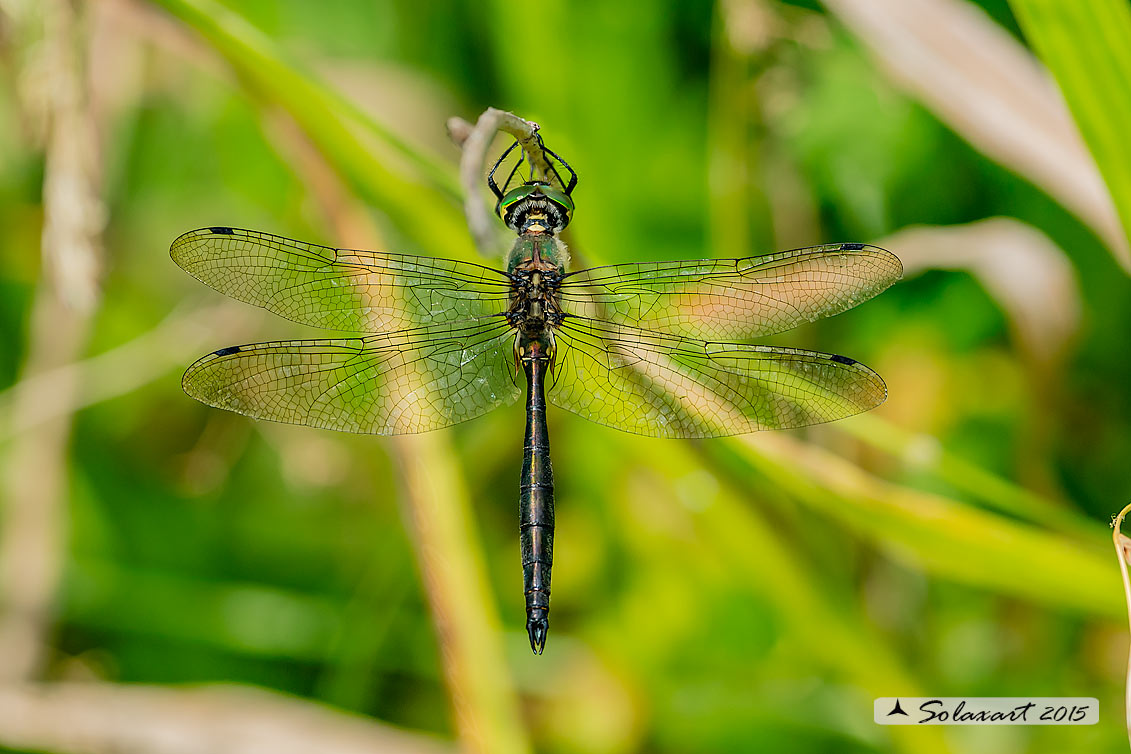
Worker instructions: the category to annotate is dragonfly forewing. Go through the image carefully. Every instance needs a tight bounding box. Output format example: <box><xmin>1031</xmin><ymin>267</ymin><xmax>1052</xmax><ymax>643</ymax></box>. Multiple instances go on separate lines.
<box><xmin>172</xmin><ymin>227</ymin><xmax>514</xmax><ymax>332</ymax></box>
<box><xmin>558</xmin><ymin>243</ymin><xmax>901</xmax><ymax>342</ymax></box>
<box><xmin>548</xmin><ymin>316</ymin><xmax>886</xmax><ymax>438</ymax></box>
<box><xmin>182</xmin><ymin>317</ymin><xmax>521</xmax><ymax>434</ymax></box>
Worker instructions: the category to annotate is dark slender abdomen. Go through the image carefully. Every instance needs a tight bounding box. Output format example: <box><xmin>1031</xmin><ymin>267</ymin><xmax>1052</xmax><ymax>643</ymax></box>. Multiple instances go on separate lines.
<box><xmin>519</xmin><ymin>336</ymin><xmax>554</xmax><ymax>654</ymax></box>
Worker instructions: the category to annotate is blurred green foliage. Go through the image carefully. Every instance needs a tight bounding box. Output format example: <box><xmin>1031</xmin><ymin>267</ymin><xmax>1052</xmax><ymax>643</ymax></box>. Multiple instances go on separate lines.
<box><xmin>2</xmin><ymin>1</ymin><xmax>1131</xmax><ymax>753</ymax></box>
<box><xmin>1009</xmin><ymin>0</ymin><xmax>1131</xmax><ymax>265</ymax></box>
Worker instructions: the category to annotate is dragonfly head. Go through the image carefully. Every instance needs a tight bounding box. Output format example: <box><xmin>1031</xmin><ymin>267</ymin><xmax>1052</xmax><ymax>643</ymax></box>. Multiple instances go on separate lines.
<box><xmin>488</xmin><ymin>135</ymin><xmax>579</xmax><ymax>235</ymax></box>
<box><xmin>498</xmin><ymin>181</ymin><xmax>574</xmax><ymax>235</ymax></box>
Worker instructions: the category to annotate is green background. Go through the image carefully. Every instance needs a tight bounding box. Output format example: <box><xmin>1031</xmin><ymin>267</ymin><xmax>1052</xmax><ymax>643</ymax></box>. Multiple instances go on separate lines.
<box><xmin>2</xmin><ymin>0</ymin><xmax>1130</xmax><ymax>752</ymax></box>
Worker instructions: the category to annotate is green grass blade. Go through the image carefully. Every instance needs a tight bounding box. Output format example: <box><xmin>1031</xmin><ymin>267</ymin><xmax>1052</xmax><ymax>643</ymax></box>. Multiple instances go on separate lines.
<box><xmin>1009</xmin><ymin>0</ymin><xmax>1131</xmax><ymax>262</ymax></box>
<box><xmin>839</xmin><ymin>413</ymin><xmax>1106</xmax><ymax>547</ymax></box>
<box><xmin>150</xmin><ymin>0</ymin><xmax>470</xmax><ymax>259</ymax></box>
<box><xmin>716</xmin><ymin>434</ymin><xmax>1122</xmax><ymax>619</ymax></box>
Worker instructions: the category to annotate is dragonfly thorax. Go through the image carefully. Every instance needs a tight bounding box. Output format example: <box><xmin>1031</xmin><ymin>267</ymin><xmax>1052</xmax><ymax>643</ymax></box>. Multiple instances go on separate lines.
<box><xmin>506</xmin><ymin>231</ymin><xmax>570</xmax><ymax>275</ymax></box>
<box><xmin>507</xmin><ymin>265</ymin><xmax>563</xmax><ymax>336</ymax></box>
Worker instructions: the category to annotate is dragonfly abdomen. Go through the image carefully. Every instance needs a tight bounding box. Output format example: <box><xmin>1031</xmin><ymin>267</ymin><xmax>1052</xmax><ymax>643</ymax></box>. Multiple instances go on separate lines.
<box><xmin>518</xmin><ymin>334</ymin><xmax>555</xmax><ymax>655</ymax></box>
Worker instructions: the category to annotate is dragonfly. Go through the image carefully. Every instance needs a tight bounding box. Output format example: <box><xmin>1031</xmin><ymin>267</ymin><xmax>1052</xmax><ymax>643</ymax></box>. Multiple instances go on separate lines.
<box><xmin>171</xmin><ymin>135</ymin><xmax>901</xmax><ymax>654</ymax></box>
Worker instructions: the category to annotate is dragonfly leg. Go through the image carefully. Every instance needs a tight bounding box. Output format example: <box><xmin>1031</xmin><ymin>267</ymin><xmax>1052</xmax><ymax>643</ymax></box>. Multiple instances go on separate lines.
<box><xmin>487</xmin><ymin>139</ymin><xmax>520</xmax><ymax>202</ymax></box>
<box><xmin>542</xmin><ymin>145</ymin><xmax>578</xmax><ymax>196</ymax></box>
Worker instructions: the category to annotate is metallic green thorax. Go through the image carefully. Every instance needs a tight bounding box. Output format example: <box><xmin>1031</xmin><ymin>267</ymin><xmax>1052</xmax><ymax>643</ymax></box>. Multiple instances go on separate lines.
<box><xmin>505</xmin><ymin>233</ymin><xmax>570</xmax><ymax>275</ymax></box>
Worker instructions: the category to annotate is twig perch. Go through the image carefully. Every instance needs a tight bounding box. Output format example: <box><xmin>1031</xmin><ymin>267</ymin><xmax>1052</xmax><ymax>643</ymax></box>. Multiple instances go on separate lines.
<box><xmin>0</xmin><ymin>0</ymin><xmax>104</xmax><ymax>683</ymax></box>
<box><xmin>446</xmin><ymin>108</ymin><xmax>555</xmax><ymax>258</ymax></box>
<box><xmin>1112</xmin><ymin>502</ymin><xmax>1131</xmax><ymax>749</ymax></box>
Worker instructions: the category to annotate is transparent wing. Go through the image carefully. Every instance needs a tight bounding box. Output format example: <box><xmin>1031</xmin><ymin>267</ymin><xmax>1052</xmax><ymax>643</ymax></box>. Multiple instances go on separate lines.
<box><xmin>548</xmin><ymin>316</ymin><xmax>886</xmax><ymax>438</ymax></box>
<box><xmin>182</xmin><ymin>317</ymin><xmax>521</xmax><ymax>434</ymax></box>
<box><xmin>171</xmin><ymin>227</ymin><xmax>513</xmax><ymax>332</ymax></box>
<box><xmin>558</xmin><ymin>243</ymin><xmax>902</xmax><ymax>341</ymax></box>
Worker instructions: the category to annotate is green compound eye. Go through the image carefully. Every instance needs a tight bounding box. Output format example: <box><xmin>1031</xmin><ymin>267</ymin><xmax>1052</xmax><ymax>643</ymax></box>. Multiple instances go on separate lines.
<box><xmin>540</xmin><ymin>185</ymin><xmax>574</xmax><ymax>214</ymax></box>
<box><xmin>497</xmin><ymin>182</ymin><xmax>575</xmax><ymax>228</ymax></box>
<box><xmin>498</xmin><ymin>184</ymin><xmax>539</xmax><ymax>217</ymax></box>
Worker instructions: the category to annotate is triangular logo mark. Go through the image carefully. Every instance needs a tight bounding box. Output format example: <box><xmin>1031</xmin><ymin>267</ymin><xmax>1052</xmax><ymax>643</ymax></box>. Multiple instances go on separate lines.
<box><xmin>888</xmin><ymin>699</ymin><xmax>909</xmax><ymax>716</ymax></box>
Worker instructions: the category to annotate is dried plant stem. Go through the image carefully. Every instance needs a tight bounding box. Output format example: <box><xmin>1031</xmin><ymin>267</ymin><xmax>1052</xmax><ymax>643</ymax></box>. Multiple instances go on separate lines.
<box><xmin>1112</xmin><ymin>502</ymin><xmax>1131</xmax><ymax>749</ymax></box>
<box><xmin>0</xmin><ymin>0</ymin><xmax>103</xmax><ymax>682</ymax></box>
<box><xmin>0</xmin><ymin>682</ymin><xmax>452</xmax><ymax>754</ymax></box>
<box><xmin>0</xmin><ymin>295</ymin><xmax>87</xmax><ymax>681</ymax></box>
<box><xmin>447</xmin><ymin>108</ymin><xmax>554</xmax><ymax>258</ymax></box>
